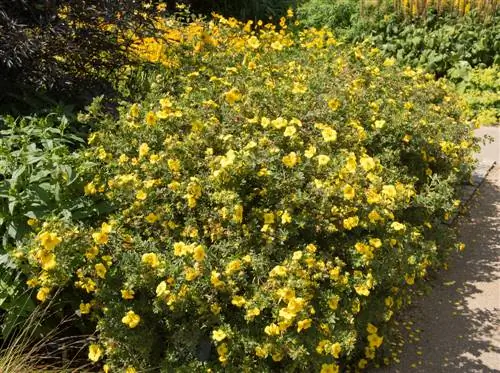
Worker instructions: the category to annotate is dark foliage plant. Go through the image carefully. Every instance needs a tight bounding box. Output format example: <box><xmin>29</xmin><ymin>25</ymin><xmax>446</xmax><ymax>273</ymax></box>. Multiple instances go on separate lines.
<box><xmin>0</xmin><ymin>0</ymin><xmax>167</xmax><ymax>114</ymax></box>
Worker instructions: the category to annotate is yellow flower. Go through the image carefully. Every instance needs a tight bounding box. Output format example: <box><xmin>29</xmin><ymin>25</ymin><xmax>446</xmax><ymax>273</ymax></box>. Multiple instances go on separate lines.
<box><xmin>271</xmin><ymin>117</ymin><xmax>288</xmax><ymax>130</ymax></box>
<box><xmin>129</xmin><ymin>103</ymin><xmax>140</xmax><ymax>118</ymax></box>
<box><xmin>405</xmin><ymin>273</ymin><xmax>415</xmax><ymax>285</ymax></box>
<box><xmin>343</xmin><ymin>216</ymin><xmax>359</xmax><ymax>230</ymax></box>
<box><xmin>95</xmin><ymin>263</ymin><xmax>107</xmax><ymax>279</ymax></box>
<box><xmin>383</xmin><ymin>58</ymin><xmax>396</xmax><ymax>67</ymax></box>
<box><xmin>261</xmin><ymin>117</ymin><xmax>271</xmax><ymax>128</ymax></box>
<box><xmin>217</xmin><ymin>343</ymin><xmax>228</xmax><ymax>363</ymax></box>
<box><xmin>368</xmin><ymin>210</ymin><xmax>382</xmax><ymax>223</ymax></box>
<box><xmin>184</xmin><ymin>266</ymin><xmax>199</xmax><ymax>281</ymax></box>
<box><xmin>271</xmin><ymin>40</ymin><xmax>284</xmax><ymax>50</ymax></box>
<box><xmin>142</xmin><ymin>252</ymin><xmax>160</xmax><ymax>268</ymax></box>
<box><xmin>85</xmin><ymin>246</ymin><xmax>99</xmax><ymax>260</ymax></box>
<box><xmin>160</xmin><ymin>97</ymin><xmax>173</xmax><ymax>109</ymax></box>
<box><xmin>233</xmin><ymin>204</ymin><xmax>243</xmax><ymax>223</ymax></box>
<box><xmin>212</xmin><ymin>329</ymin><xmax>227</xmax><ymax>342</ymax></box>
<box><xmin>330</xmin><ymin>342</ymin><xmax>342</xmax><ymax>358</ymax></box>
<box><xmin>173</xmin><ymin>241</ymin><xmax>189</xmax><ymax>256</ymax></box>
<box><xmin>270</xmin><ymin>265</ymin><xmax>287</xmax><ymax>277</ymax></box>
<box><xmin>284</xmin><ymin>125</ymin><xmax>297</xmax><ymax>137</ymax></box>
<box><xmin>125</xmin><ymin>367</ymin><xmax>137</xmax><ymax>373</ymax></box>
<box><xmin>145</xmin><ymin>213</ymin><xmax>159</xmax><ymax>223</ymax></box>
<box><xmin>84</xmin><ymin>182</ymin><xmax>97</xmax><ymax>195</ymax></box>
<box><xmin>39</xmin><ymin>250</ymin><xmax>57</xmax><ymax>271</ymax></box>
<box><xmin>355</xmin><ymin>284</ymin><xmax>370</xmax><ymax>296</ymax></box>
<box><xmin>263</xmin><ymin>212</ymin><xmax>275</xmax><ymax>224</ymax></box>
<box><xmin>344</xmin><ymin>153</ymin><xmax>357</xmax><ymax>172</ymax></box>
<box><xmin>317</xmin><ymin>154</ymin><xmax>330</xmax><ymax>166</ymax></box>
<box><xmin>80</xmin><ymin>303</ymin><xmax>91</xmax><ymax>314</ymax></box>
<box><xmin>122</xmin><ymin>310</ymin><xmax>141</xmax><ymax>328</ymax></box>
<box><xmin>367</xmin><ymin>333</ymin><xmax>384</xmax><ymax>348</ymax></box>
<box><xmin>247</xmin><ymin>36</ymin><xmax>260</xmax><ymax>49</ymax></box>
<box><xmin>382</xmin><ymin>185</ymin><xmax>397</xmax><ymax>199</ymax></box>
<box><xmin>167</xmin><ymin>158</ymin><xmax>181</xmax><ymax>172</ymax></box>
<box><xmin>118</xmin><ymin>154</ymin><xmax>129</xmax><ymax>164</ymax></box>
<box><xmin>360</xmin><ymin>155</ymin><xmax>376</xmax><ymax>171</ymax></box>
<box><xmin>321</xmin><ymin>363</ymin><xmax>339</xmax><ymax>373</ymax></box>
<box><xmin>281</xmin><ymin>211</ymin><xmax>292</xmax><ymax>224</ymax></box>
<box><xmin>145</xmin><ymin>111</ymin><xmax>157</xmax><ymax>126</ymax></box>
<box><xmin>121</xmin><ymin>289</ymin><xmax>135</xmax><ymax>300</ymax></box>
<box><xmin>391</xmin><ymin>222</ymin><xmax>406</xmax><ymax>232</ymax></box>
<box><xmin>88</xmin><ymin>343</ymin><xmax>103</xmax><ymax>362</ymax></box>
<box><xmin>37</xmin><ymin>232</ymin><xmax>62</xmax><ymax>250</ymax></box>
<box><xmin>97</xmin><ymin>147</ymin><xmax>107</xmax><ymax>160</ymax></box>
<box><xmin>297</xmin><ymin>319</ymin><xmax>312</xmax><ymax>332</ymax></box>
<box><xmin>193</xmin><ymin>245</ymin><xmax>206</xmax><ymax>262</ymax></box>
<box><xmin>369</xmin><ymin>238</ymin><xmax>382</xmax><ymax>248</ymax></box>
<box><xmin>224</xmin><ymin>88</ymin><xmax>242</xmax><ymax>105</ymax></box>
<box><xmin>366</xmin><ymin>323</ymin><xmax>378</xmax><ymax>334</ymax></box>
<box><xmin>365</xmin><ymin>346</ymin><xmax>376</xmax><ymax>359</ymax></box>
<box><xmin>306</xmin><ymin>243</ymin><xmax>317</xmax><ymax>253</ymax></box>
<box><xmin>231</xmin><ymin>296</ymin><xmax>246</xmax><ymax>307</ymax></box>
<box><xmin>136</xmin><ymin>190</ymin><xmax>147</xmax><ymax>201</ymax></box>
<box><xmin>138</xmin><ymin>143</ymin><xmax>150</xmax><ymax>158</ymax></box>
<box><xmin>245</xmin><ymin>307</ymin><xmax>261</xmax><ymax>320</ymax></box>
<box><xmin>327</xmin><ymin>98</ymin><xmax>341</xmax><ymax>111</ymax></box>
<box><xmin>343</xmin><ymin>184</ymin><xmax>355</xmax><ymax>200</ymax></box>
<box><xmin>149</xmin><ymin>154</ymin><xmax>160</xmax><ymax>164</ymax></box>
<box><xmin>304</xmin><ymin>145</ymin><xmax>317</xmax><ymax>158</ymax></box>
<box><xmin>156</xmin><ymin>281</ymin><xmax>168</xmax><ymax>298</ymax></box>
<box><xmin>291</xmin><ymin>82</ymin><xmax>307</xmax><ymax>94</ymax></box>
<box><xmin>328</xmin><ymin>295</ymin><xmax>340</xmax><ymax>310</ymax></box>
<box><xmin>92</xmin><ymin>231</ymin><xmax>108</xmax><ymax>245</ymax></box>
<box><xmin>255</xmin><ymin>345</ymin><xmax>269</xmax><ymax>358</ymax></box>
<box><xmin>36</xmin><ymin>287</ymin><xmax>50</xmax><ymax>302</ymax></box>
<box><xmin>321</xmin><ymin>127</ymin><xmax>337</xmax><ymax>142</ymax></box>
<box><xmin>264</xmin><ymin>323</ymin><xmax>280</xmax><ymax>336</ymax></box>
<box><xmin>282</xmin><ymin>152</ymin><xmax>298</xmax><ymax>167</ymax></box>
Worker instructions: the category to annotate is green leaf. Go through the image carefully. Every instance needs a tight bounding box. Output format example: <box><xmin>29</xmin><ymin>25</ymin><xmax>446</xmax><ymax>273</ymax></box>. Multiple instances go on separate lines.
<box><xmin>10</xmin><ymin>165</ymin><xmax>26</xmax><ymax>185</ymax></box>
<box><xmin>7</xmin><ymin>199</ymin><xmax>17</xmax><ymax>215</ymax></box>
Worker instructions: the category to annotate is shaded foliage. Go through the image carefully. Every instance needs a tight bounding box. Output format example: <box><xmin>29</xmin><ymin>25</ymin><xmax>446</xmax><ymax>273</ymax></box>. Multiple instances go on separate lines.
<box><xmin>0</xmin><ymin>0</ymin><xmax>167</xmax><ymax>114</ymax></box>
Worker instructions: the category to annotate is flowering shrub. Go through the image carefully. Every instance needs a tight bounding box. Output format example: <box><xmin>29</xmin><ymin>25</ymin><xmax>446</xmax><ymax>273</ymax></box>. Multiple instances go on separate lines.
<box><xmin>14</xmin><ymin>13</ymin><xmax>476</xmax><ymax>372</ymax></box>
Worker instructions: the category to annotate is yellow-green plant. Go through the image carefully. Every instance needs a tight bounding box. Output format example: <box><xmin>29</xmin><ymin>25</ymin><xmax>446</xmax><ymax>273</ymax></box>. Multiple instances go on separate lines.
<box><xmin>14</xmin><ymin>13</ymin><xmax>476</xmax><ymax>372</ymax></box>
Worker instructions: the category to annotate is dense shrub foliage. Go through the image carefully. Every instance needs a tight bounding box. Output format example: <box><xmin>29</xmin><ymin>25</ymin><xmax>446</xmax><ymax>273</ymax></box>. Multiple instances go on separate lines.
<box><xmin>10</xmin><ymin>13</ymin><xmax>477</xmax><ymax>372</ymax></box>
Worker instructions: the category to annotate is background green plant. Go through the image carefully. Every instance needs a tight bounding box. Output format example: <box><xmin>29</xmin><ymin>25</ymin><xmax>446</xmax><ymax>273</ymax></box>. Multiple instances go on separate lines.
<box><xmin>0</xmin><ymin>112</ymin><xmax>111</xmax><ymax>342</ymax></box>
<box><xmin>297</xmin><ymin>0</ymin><xmax>361</xmax><ymax>30</ymax></box>
<box><xmin>0</xmin><ymin>0</ymin><xmax>168</xmax><ymax>115</ymax></box>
